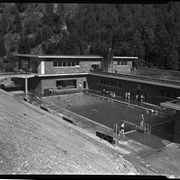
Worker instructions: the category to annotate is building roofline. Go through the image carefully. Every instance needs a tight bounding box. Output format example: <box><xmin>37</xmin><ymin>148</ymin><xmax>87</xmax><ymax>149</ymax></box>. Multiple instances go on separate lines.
<box><xmin>13</xmin><ymin>53</ymin><xmax>103</xmax><ymax>59</ymax></box>
<box><xmin>113</xmin><ymin>56</ymin><xmax>138</xmax><ymax>59</ymax></box>
<box><xmin>36</xmin><ymin>72</ymin><xmax>89</xmax><ymax>77</ymax></box>
<box><xmin>13</xmin><ymin>53</ymin><xmax>138</xmax><ymax>60</ymax></box>
<box><xmin>89</xmin><ymin>71</ymin><xmax>180</xmax><ymax>89</ymax></box>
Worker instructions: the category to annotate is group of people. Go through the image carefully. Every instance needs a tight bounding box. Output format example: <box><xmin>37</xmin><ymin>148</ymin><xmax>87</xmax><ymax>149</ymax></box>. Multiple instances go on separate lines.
<box><xmin>135</xmin><ymin>94</ymin><xmax>145</xmax><ymax>103</ymax></box>
<box><xmin>117</xmin><ymin>113</ymin><xmax>147</xmax><ymax>136</ymax></box>
<box><xmin>102</xmin><ymin>89</ymin><xmax>116</xmax><ymax>98</ymax></box>
<box><xmin>124</xmin><ymin>92</ymin><xmax>145</xmax><ymax>103</ymax></box>
<box><xmin>125</xmin><ymin>92</ymin><xmax>131</xmax><ymax>100</ymax></box>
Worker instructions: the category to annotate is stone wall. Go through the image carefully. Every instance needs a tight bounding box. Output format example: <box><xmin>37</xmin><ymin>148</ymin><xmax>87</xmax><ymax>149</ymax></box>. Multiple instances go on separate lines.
<box><xmin>40</xmin><ymin>75</ymin><xmax>88</xmax><ymax>95</ymax></box>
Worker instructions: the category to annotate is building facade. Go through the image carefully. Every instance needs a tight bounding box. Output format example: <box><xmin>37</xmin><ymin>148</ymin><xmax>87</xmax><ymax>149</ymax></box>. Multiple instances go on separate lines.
<box><xmin>13</xmin><ymin>53</ymin><xmax>180</xmax><ymax>106</ymax></box>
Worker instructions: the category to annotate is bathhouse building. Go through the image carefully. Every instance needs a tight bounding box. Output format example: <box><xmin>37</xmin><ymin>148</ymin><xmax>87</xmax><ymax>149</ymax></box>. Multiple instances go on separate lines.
<box><xmin>12</xmin><ymin>53</ymin><xmax>180</xmax><ymax>106</ymax></box>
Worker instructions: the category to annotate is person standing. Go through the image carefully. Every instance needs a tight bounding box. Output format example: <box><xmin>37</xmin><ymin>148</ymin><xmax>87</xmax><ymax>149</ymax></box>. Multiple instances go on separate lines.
<box><xmin>125</xmin><ymin>92</ymin><xmax>128</xmax><ymax>99</ymax></box>
<box><xmin>135</xmin><ymin>94</ymin><xmax>139</xmax><ymax>101</ymax></box>
<box><xmin>140</xmin><ymin>114</ymin><xmax>145</xmax><ymax>128</ymax></box>
<box><xmin>119</xmin><ymin>121</ymin><xmax>125</xmax><ymax>135</ymax></box>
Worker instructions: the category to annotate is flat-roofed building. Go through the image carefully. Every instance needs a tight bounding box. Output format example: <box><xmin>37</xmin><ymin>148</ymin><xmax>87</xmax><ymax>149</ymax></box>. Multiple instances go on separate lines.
<box><xmin>13</xmin><ymin>53</ymin><xmax>138</xmax><ymax>96</ymax></box>
<box><xmin>13</xmin><ymin>53</ymin><xmax>180</xmax><ymax>106</ymax></box>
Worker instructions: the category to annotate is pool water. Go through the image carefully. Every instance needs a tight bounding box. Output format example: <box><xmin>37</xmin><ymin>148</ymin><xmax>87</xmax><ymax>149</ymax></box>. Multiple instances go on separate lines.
<box><xmin>44</xmin><ymin>93</ymin><xmax>180</xmax><ymax>144</ymax></box>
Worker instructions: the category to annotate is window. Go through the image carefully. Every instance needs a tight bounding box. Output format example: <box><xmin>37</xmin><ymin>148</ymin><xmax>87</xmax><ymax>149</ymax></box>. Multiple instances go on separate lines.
<box><xmin>72</xmin><ymin>62</ymin><xmax>75</xmax><ymax>66</ymax></box>
<box><xmin>56</xmin><ymin>80</ymin><xmax>76</xmax><ymax>89</ymax></box>
<box><xmin>53</xmin><ymin>61</ymin><xmax>58</xmax><ymax>67</ymax></box>
<box><xmin>67</xmin><ymin>62</ymin><xmax>71</xmax><ymax>66</ymax></box>
<box><xmin>159</xmin><ymin>90</ymin><xmax>165</xmax><ymax>97</ymax></box>
<box><xmin>53</xmin><ymin>61</ymin><xmax>79</xmax><ymax>67</ymax></box>
<box><xmin>137</xmin><ymin>84</ymin><xmax>141</xmax><ymax>90</ymax></box>
<box><xmin>99</xmin><ymin>79</ymin><xmax>120</xmax><ymax>88</ymax></box>
<box><xmin>166</xmin><ymin>91</ymin><xmax>171</xmax><ymax>98</ymax></box>
<box><xmin>58</xmin><ymin>62</ymin><xmax>62</xmax><ymax>66</ymax></box>
<box><xmin>122</xmin><ymin>61</ymin><xmax>127</xmax><ymax>65</ymax></box>
<box><xmin>172</xmin><ymin>92</ymin><xmax>177</xmax><ymax>98</ymax></box>
<box><xmin>159</xmin><ymin>90</ymin><xmax>178</xmax><ymax>99</ymax></box>
<box><xmin>63</xmin><ymin>62</ymin><xmax>66</xmax><ymax>66</ymax></box>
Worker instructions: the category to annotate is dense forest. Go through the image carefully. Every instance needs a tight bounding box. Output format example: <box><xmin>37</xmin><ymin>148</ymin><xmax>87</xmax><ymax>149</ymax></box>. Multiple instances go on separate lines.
<box><xmin>1</xmin><ymin>2</ymin><xmax>180</xmax><ymax>71</ymax></box>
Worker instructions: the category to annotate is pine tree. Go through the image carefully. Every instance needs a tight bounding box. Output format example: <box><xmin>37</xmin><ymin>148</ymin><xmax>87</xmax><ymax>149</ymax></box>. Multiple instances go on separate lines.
<box><xmin>0</xmin><ymin>36</ymin><xmax>6</xmax><ymax>57</ymax></box>
<box><xmin>18</xmin><ymin>36</ymin><xmax>30</xmax><ymax>54</ymax></box>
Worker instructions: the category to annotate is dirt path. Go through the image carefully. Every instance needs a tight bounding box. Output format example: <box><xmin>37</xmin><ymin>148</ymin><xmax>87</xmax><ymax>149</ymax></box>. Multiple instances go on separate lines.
<box><xmin>0</xmin><ymin>89</ymin><xmax>141</xmax><ymax>174</ymax></box>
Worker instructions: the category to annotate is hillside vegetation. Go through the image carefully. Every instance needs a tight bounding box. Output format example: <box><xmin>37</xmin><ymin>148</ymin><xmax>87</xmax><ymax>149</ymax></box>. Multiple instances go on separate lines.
<box><xmin>1</xmin><ymin>3</ymin><xmax>180</xmax><ymax>71</ymax></box>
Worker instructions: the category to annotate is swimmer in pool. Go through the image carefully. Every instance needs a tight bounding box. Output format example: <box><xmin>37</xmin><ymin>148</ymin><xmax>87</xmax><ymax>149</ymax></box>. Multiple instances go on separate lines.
<box><xmin>92</xmin><ymin>109</ymin><xmax>98</xmax><ymax>112</ymax></box>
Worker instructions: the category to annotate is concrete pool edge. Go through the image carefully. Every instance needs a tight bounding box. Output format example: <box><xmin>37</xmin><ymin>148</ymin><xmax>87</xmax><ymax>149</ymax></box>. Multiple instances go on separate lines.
<box><xmin>86</xmin><ymin>91</ymin><xmax>164</xmax><ymax>114</ymax></box>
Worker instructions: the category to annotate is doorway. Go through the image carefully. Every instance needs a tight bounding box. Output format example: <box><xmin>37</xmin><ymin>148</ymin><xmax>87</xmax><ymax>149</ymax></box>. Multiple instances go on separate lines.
<box><xmin>83</xmin><ymin>81</ymin><xmax>86</xmax><ymax>89</ymax></box>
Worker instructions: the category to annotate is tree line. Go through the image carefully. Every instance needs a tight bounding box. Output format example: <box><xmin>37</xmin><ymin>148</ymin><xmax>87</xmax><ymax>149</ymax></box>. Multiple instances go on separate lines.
<box><xmin>0</xmin><ymin>3</ymin><xmax>180</xmax><ymax>71</ymax></box>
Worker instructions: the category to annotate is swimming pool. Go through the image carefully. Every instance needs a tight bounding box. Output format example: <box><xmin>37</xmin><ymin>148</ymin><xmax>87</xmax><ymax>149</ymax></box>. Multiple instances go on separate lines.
<box><xmin>43</xmin><ymin>93</ymin><xmax>169</xmax><ymax>130</ymax></box>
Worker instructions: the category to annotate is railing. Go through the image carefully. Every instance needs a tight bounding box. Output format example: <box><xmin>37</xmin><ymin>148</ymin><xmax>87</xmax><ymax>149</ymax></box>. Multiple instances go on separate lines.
<box><xmin>89</xmin><ymin>70</ymin><xmax>180</xmax><ymax>87</ymax></box>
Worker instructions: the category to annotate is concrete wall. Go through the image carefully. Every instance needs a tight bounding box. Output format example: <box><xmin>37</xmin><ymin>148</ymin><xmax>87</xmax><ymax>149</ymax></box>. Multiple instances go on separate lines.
<box><xmin>44</xmin><ymin>60</ymin><xmax>101</xmax><ymax>74</ymax></box>
<box><xmin>28</xmin><ymin>77</ymin><xmax>42</xmax><ymax>93</ymax></box>
<box><xmin>87</xmin><ymin>74</ymin><xmax>180</xmax><ymax>105</ymax></box>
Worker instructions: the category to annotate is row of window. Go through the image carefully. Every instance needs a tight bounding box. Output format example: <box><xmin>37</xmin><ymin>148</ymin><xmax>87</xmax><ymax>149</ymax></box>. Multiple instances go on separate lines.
<box><xmin>53</xmin><ymin>61</ymin><xmax>79</xmax><ymax>67</ymax></box>
<box><xmin>56</xmin><ymin>80</ymin><xmax>77</xmax><ymax>89</ymax></box>
<box><xmin>159</xmin><ymin>89</ymin><xmax>179</xmax><ymax>99</ymax></box>
<box><xmin>99</xmin><ymin>79</ymin><xmax>121</xmax><ymax>88</ymax></box>
<box><xmin>117</xmin><ymin>61</ymin><xmax>127</xmax><ymax>65</ymax></box>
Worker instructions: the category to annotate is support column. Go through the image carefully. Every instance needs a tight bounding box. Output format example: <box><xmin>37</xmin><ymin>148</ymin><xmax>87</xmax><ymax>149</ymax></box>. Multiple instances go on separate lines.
<box><xmin>25</xmin><ymin>77</ymin><xmax>28</xmax><ymax>95</ymax></box>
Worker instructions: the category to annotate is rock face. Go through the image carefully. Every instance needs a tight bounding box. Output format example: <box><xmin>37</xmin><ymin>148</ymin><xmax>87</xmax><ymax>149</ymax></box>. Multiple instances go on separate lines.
<box><xmin>0</xmin><ymin>89</ymin><xmax>138</xmax><ymax>174</ymax></box>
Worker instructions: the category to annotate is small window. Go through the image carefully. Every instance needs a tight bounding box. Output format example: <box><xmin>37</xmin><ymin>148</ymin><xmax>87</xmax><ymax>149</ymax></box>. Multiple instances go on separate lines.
<box><xmin>118</xmin><ymin>82</ymin><xmax>121</xmax><ymax>88</ymax></box>
<box><xmin>63</xmin><ymin>62</ymin><xmax>66</xmax><ymax>66</ymax></box>
<box><xmin>113</xmin><ymin>81</ymin><xmax>117</xmax><ymax>87</ymax></box>
<box><xmin>67</xmin><ymin>62</ymin><xmax>71</xmax><ymax>66</ymax></box>
<box><xmin>172</xmin><ymin>92</ymin><xmax>177</xmax><ymax>98</ymax></box>
<box><xmin>58</xmin><ymin>62</ymin><xmax>62</xmax><ymax>66</ymax></box>
<box><xmin>53</xmin><ymin>61</ymin><xmax>58</xmax><ymax>67</ymax></box>
<box><xmin>75</xmin><ymin>61</ymin><xmax>79</xmax><ymax>66</ymax></box>
<box><xmin>100</xmin><ymin>79</ymin><xmax>103</xmax><ymax>84</ymax></box>
<box><xmin>72</xmin><ymin>62</ymin><xmax>75</xmax><ymax>66</ymax></box>
<box><xmin>159</xmin><ymin>90</ymin><xmax>165</xmax><ymax>97</ymax></box>
<box><xmin>166</xmin><ymin>91</ymin><xmax>171</xmax><ymax>98</ymax></box>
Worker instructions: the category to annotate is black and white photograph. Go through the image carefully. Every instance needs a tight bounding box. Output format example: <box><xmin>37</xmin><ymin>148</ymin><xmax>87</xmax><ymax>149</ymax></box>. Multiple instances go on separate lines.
<box><xmin>0</xmin><ymin>2</ymin><xmax>180</xmax><ymax>178</ymax></box>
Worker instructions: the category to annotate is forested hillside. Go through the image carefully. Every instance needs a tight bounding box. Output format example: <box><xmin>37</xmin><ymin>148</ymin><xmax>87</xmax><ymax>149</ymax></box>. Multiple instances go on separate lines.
<box><xmin>0</xmin><ymin>3</ymin><xmax>180</xmax><ymax>71</ymax></box>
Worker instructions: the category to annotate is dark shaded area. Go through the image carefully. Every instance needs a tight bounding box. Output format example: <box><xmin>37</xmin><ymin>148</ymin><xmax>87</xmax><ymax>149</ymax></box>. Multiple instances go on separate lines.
<box><xmin>96</xmin><ymin>131</ymin><xmax>115</xmax><ymax>145</ymax></box>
